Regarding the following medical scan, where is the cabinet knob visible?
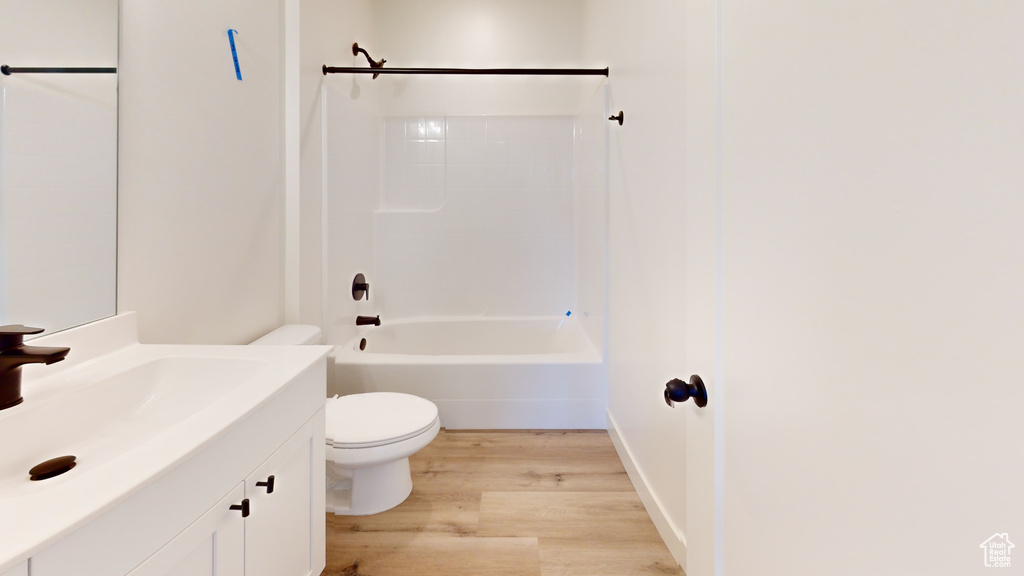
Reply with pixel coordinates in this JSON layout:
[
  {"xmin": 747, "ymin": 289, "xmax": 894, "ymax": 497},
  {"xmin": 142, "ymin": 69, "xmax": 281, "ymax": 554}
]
[
  {"xmin": 230, "ymin": 498, "xmax": 250, "ymax": 517},
  {"xmin": 256, "ymin": 475, "xmax": 275, "ymax": 494}
]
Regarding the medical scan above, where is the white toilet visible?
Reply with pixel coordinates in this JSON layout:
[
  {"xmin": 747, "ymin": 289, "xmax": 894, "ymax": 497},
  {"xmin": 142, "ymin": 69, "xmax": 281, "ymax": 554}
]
[{"xmin": 251, "ymin": 325, "xmax": 440, "ymax": 516}]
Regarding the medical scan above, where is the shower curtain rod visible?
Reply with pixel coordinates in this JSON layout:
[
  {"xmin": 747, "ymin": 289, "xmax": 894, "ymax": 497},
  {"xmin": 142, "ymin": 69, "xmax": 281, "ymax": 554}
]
[
  {"xmin": 2, "ymin": 65, "xmax": 117, "ymax": 75},
  {"xmin": 322, "ymin": 65, "xmax": 608, "ymax": 77},
  {"xmin": 324, "ymin": 43, "xmax": 607, "ymax": 78}
]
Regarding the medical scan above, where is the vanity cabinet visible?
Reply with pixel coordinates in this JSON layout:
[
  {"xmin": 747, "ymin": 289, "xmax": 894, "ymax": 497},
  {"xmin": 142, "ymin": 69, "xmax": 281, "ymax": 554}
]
[
  {"xmin": 26, "ymin": 359, "xmax": 327, "ymax": 576},
  {"xmin": 125, "ymin": 418, "xmax": 319, "ymax": 576}
]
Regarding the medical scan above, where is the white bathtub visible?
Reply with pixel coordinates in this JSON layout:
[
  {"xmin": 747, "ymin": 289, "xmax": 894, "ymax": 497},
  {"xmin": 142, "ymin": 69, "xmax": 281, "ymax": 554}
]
[{"xmin": 333, "ymin": 317, "xmax": 607, "ymax": 429}]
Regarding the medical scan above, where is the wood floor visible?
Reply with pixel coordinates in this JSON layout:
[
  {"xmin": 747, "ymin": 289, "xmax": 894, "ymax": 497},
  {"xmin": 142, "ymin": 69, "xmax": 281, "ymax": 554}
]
[{"xmin": 323, "ymin": 430, "xmax": 683, "ymax": 576}]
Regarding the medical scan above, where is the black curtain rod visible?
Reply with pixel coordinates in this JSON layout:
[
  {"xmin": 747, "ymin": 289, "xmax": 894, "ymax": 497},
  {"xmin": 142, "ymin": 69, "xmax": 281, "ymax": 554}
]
[
  {"xmin": 2, "ymin": 65, "xmax": 117, "ymax": 76},
  {"xmin": 323, "ymin": 65, "xmax": 608, "ymax": 77}
]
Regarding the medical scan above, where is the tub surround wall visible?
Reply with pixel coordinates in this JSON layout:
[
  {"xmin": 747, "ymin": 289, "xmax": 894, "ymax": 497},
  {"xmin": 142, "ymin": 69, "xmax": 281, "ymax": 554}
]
[
  {"xmin": 299, "ymin": 0, "xmax": 596, "ymax": 336},
  {"xmin": 322, "ymin": 83, "xmax": 380, "ymax": 350},
  {"xmin": 375, "ymin": 115, "xmax": 576, "ymax": 319},
  {"xmin": 573, "ymin": 90, "xmax": 609, "ymax": 355}
]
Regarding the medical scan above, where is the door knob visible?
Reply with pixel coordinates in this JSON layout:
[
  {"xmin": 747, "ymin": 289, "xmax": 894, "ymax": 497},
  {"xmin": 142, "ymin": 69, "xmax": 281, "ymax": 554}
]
[{"xmin": 664, "ymin": 375, "xmax": 707, "ymax": 408}]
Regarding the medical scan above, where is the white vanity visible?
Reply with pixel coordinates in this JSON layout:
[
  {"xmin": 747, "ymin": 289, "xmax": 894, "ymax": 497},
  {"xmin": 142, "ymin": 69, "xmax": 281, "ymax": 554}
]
[{"xmin": 0, "ymin": 313, "xmax": 329, "ymax": 576}]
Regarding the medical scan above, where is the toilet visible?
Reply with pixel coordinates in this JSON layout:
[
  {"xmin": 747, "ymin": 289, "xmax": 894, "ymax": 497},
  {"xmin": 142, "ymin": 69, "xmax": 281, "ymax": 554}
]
[{"xmin": 251, "ymin": 325, "xmax": 440, "ymax": 516}]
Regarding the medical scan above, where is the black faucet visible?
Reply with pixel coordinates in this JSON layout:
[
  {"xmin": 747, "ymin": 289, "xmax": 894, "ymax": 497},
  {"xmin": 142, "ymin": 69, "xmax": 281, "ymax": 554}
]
[
  {"xmin": 0, "ymin": 325, "xmax": 71, "ymax": 410},
  {"xmin": 356, "ymin": 315, "xmax": 381, "ymax": 327}
]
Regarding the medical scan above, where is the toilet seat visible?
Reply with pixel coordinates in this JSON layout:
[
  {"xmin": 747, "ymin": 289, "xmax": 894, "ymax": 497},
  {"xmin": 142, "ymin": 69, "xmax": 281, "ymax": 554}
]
[{"xmin": 326, "ymin": 392, "xmax": 439, "ymax": 449}]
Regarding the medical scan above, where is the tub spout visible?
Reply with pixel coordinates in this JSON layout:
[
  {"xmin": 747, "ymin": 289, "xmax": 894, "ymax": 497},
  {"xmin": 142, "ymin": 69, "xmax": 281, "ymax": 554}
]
[
  {"xmin": 0, "ymin": 325, "xmax": 71, "ymax": 410},
  {"xmin": 356, "ymin": 315, "xmax": 381, "ymax": 327}
]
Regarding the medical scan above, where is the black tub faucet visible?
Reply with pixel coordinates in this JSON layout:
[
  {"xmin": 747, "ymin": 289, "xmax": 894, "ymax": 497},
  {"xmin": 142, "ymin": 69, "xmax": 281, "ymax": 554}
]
[
  {"xmin": 356, "ymin": 315, "xmax": 381, "ymax": 327},
  {"xmin": 0, "ymin": 325, "xmax": 71, "ymax": 410}
]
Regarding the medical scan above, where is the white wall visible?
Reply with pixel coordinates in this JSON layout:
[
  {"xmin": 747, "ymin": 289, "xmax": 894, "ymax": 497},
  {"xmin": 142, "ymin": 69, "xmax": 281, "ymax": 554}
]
[
  {"xmin": 0, "ymin": 0, "xmax": 117, "ymax": 333},
  {"xmin": 297, "ymin": 0, "xmax": 375, "ymax": 338},
  {"xmin": 581, "ymin": 0, "xmax": 689, "ymax": 566},
  {"xmin": 717, "ymin": 2, "xmax": 1024, "ymax": 573},
  {"xmin": 118, "ymin": 0, "xmax": 285, "ymax": 344},
  {"xmin": 371, "ymin": 0, "xmax": 593, "ymax": 117},
  {"xmin": 585, "ymin": 1, "xmax": 1024, "ymax": 575}
]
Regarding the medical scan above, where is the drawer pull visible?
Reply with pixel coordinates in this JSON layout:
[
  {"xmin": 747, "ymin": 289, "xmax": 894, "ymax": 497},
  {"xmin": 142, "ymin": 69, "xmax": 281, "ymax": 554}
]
[
  {"xmin": 256, "ymin": 475, "xmax": 275, "ymax": 494},
  {"xmin": 230, "ymin": 498, "xmax": 250, "ymax": 517}
]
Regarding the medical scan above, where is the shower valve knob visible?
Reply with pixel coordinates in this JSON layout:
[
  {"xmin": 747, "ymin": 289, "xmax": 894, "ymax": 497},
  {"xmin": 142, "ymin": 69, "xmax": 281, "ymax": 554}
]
[
  {"xmin": 664, "ymin": 375, "xmax": 708, "ymax": 408},
  {"xmin": 352, "ymin": 273, "xmax": 369, "ymax": 300}
]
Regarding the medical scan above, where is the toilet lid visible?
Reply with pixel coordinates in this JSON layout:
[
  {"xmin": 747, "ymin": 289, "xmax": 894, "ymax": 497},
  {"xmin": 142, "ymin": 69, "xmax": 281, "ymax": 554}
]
[{"xmin": 325, "ymin": 392, "xmax": 439, "ymax": 448}]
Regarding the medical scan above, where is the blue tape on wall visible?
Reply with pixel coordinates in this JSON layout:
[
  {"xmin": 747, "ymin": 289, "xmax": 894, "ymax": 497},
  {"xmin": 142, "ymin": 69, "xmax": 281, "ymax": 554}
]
[{"xmin": 227, "ymin": 29, "xmax": 242, "ymax": 80}]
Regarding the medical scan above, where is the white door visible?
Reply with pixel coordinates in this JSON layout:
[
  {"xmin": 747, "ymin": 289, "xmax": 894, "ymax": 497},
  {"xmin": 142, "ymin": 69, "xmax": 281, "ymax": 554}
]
[{"xmin": 686, "ymin": 1, "xmax": 1024, "ymax": 574}]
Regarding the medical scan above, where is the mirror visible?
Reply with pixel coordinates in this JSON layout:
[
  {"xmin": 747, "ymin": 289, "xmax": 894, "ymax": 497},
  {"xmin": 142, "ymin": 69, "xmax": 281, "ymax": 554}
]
[{"xmin": 0, "ymin": 0, "xmax": 118, "ymax": 334}]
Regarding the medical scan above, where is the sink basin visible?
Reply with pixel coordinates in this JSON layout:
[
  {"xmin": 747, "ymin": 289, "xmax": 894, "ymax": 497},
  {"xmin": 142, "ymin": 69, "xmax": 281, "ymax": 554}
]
[
  {"xmin": 0, "ymin": 355, "xmax": 266, "ymax": 498},
  {"xmin": 0, "ymin": 313, "xmax": 331, "ymax": 570}
]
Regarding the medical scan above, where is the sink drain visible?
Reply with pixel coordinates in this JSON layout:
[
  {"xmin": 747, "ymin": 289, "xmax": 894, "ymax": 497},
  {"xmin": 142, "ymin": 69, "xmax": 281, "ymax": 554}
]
[{"xmin": 29, "ymin": 455, "xmax": 76, "ymax": 481}]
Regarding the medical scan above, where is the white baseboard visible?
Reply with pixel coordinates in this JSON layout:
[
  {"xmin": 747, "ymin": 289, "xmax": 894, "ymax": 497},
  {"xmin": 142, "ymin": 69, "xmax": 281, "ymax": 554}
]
[{"xmin": 606, "ymin": 411, "xmax": 687, "ymax": 568}]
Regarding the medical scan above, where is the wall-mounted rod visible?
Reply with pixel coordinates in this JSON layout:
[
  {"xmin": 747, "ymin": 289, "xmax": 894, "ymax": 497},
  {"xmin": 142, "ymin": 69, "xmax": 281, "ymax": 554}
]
[
  {"xmin": 2, "ymin": 65, "xmax": 116, "ymax": 76},
  {"xmin": 323, "ymin": 65, "xmax": 608, "ymax": 77}
]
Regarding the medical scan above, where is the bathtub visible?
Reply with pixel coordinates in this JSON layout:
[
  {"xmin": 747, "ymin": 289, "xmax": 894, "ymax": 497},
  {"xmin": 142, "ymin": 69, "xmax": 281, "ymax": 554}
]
[{"xmin": 333, "ymin": 316, "xmax": 607, "ymax": 429}]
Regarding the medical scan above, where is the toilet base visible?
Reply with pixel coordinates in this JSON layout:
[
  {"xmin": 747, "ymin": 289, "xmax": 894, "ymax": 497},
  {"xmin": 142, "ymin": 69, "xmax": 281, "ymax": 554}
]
[{"xmin": 326, "ymin": 457, "xmax": 413, "ymax": 516}]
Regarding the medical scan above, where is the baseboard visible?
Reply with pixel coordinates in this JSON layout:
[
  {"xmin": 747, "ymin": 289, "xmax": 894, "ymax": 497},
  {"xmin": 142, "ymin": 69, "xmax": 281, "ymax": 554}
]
[
  {"xmin": 435, "ymin": 399, "xmax": 607, "ymax": 429},
  {"xmin": 606, "ymin": 411, "xmax": 687, "ymax": 568}
]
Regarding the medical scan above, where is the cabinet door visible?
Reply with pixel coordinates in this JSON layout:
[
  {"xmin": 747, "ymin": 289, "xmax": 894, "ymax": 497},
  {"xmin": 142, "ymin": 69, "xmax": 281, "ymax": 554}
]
[
  {"xmin": 126, "ymin": 484, "xmax": 245, "ymax": 576},
  {"xmin": 244, "ymin": 416, "xmax": 321, "ymax": 576}
]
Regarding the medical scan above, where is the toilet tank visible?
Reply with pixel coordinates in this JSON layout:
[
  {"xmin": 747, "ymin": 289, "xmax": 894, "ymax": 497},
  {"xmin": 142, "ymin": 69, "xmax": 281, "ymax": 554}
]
[{"xmin": 250, "ymin": 325, "xmax": 322, "ymax": 346}]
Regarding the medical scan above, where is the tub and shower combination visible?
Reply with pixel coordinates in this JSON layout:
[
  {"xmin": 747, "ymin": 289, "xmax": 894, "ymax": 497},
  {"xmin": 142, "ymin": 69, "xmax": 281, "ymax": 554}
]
[
  {"xmin": 333, "ymin": 316, "xmax": 606, "ymax": 429},
  {"xmin": 321, "ymin": 85, "xmax": 610, "ymax": 428}
]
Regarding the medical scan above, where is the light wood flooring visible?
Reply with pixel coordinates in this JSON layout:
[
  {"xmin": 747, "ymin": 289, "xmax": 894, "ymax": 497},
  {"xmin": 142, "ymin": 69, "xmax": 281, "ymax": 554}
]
[{"xmin": 323, "ymin": 430, "xmax": 684, "ymax": 576}]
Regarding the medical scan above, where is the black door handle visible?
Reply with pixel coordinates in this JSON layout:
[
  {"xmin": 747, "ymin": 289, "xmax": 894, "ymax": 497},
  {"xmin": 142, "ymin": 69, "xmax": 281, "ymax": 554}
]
[
  {"xmin": 256, "ymin": 475, "xmax": 275, "ymax": 494},
  {"xmin": 665, "ymin": 375, "xmax": 708, "ymax": 408}
]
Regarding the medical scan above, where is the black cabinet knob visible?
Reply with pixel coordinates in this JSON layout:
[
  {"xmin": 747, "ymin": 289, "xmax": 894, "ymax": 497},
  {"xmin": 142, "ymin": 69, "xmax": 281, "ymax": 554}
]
[
  {"xmin": 230, "ymin": 498, "xmax": 250, "ymax": 517},
  {"xmin": 256, "ymin": 475, "xmax": 275, "ymax": 494},
  {"xmin": 664, "ymin": 375, "xmax": 708, "ymax": 408}
]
